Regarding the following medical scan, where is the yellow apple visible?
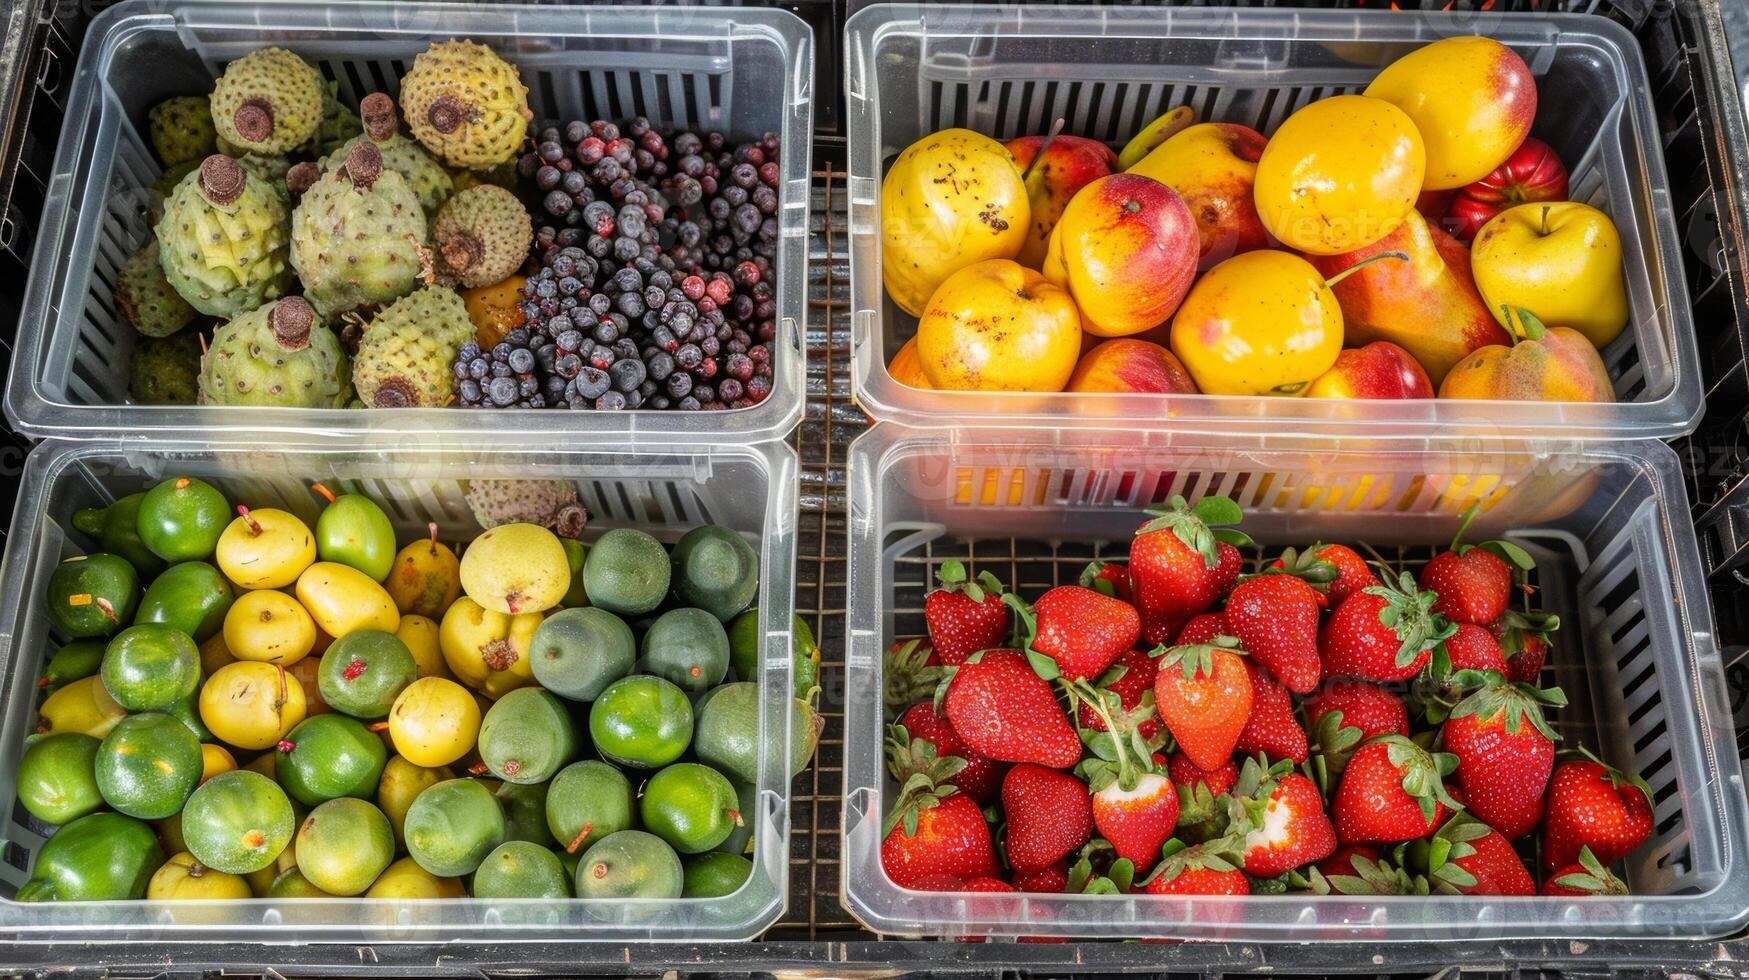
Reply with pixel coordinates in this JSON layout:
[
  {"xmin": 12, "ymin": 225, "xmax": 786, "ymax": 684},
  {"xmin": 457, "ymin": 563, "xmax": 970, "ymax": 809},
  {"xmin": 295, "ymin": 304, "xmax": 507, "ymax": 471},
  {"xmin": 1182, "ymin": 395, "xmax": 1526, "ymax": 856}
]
[
  {"xmin": 1364, "ymin": 36, "xmax": 1538, "ymax": 191},
  {"xmin": 1470, "ymin": 202, "xmax": 1628, "ymax": 349}
]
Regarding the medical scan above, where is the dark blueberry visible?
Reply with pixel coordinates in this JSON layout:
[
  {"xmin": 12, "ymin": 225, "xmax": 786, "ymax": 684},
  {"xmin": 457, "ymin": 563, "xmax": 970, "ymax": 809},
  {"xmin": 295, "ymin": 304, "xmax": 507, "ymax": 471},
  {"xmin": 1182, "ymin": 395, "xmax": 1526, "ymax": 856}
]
[
  {"xmin": 564, "ymin": 120, "xmax": 589, "ymax": 144},
  {"xmin": 612, "ymin": 237, "xmax": 640, "ymax": 261},
  {"xmin": 593, "ymin": 319, "xmax": 619, "ymax": 345},
  {"xmin": 589, "ymin": 294, "xmax": 613, "ymax": 317},
  {"xmin": 544, "ymin": 190, "xmax": 574, "ymax": 215},
  {"xmin": 555, "ymin": 353, "xmax": 583, "ymax": 379},
  {"xmin": 488, "ymin": 377, "xmax": 518, "ymax": 407},
  {"xmin": 648, "ymin": 351, "xmax": 675, "ymax": 380},
  {"xmin": 609, "ymin": 358, "xmax": 646, "ymax": 392},
  {"xmin": 734, "ymin": 203, "xmax": 762, "ymax": 236},
  {"xmin": 468, "ymin": 359, "xmax": 490, "ymax": 381},
  {"xmin": 561, "ymin": 170, "xmax": 587, "ymax": 196},
  {"xmin": 595, "ymin": 390, "xmax": 628, "ymax": 411},
  {"xmin": 508, "ymin": 348, "xmax": 535, "ymax": 374},
  {"xmin": 574, "ymin": 366, "xmax": 611, "ymax": 399},
  {"xmin": 556, "ymin": 329, "xmax": 584, "ymax": 352},
  {"xmin": 718, "ymin": 378, "xmax": 743, "ymax": 402},
  {"xmin": 616, "ymin": 292, "xmax": 645, "ymax": 318},
  {"xmin": 722, "ymin": 185, "xmax": 748, "ymax": 208},
  {"xmin": 491, "ymin": 361, "xmax": 513, "ymax": 379},
  {"xmin": 536, "ymin": 166, "xmax": 562, "ymax": 192},
  {"xmin": 459, "ymin": 379, "xmax": 482, "ymax": 404}
]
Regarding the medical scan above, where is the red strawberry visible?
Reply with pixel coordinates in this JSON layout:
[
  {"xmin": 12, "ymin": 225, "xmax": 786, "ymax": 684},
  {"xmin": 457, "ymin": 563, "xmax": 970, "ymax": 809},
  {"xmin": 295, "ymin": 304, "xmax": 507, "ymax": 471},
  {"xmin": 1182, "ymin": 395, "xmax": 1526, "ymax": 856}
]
[
  {"xmin": 1320, "ymin": 570, "xmax": 1455, "ymax": 682},
  {"xmin": 924, "ymin": 561, "xmax": 1010, "ymax": 666},
  {"xmin": 1168, "ymin": 752, "xmax": 1237, "ymax": 798},
  {"xmin": 1332, "ymin": 735, "xmax": 1461, "ymax": 844},
  {"xmin": 1168, "ymin": 752, "xmax": 1237, "ymax": 837},
  {"xmin": 1072, "ymin": 678, "xmax": 1178, "ymax": 872},
  {"xmin": 1419, "ymin": 622, "xmax": 1510, "ymax": 711},
  {"xmin": 885, "ymin": 638, "xmax": 943, "ymax": 718},
  {"xmin": 1541, "ymin": 757, "xmax": 1653, "ymax": 871},
  {"xmin": 941, "ymin": 649, "xmax": 1081, "ymax": 768},
  {"xmin": 1014, "ymin": 584, "xmax": 1140, "ymax": 682},
  {"xmin": 880, "ymin": 757, "xmax": 1001, "ymax": 888},
  {"xmin": 1001, "ymin": 764, "xmax": 1093, "ymax": 872},
  {"xmin": 1418, "ymin": 509, "xmax": 1534, "ymax": 626},
  {"xmin": 1174, "ymin": 612, "xmax": 1228, "ymax": 646},
  {"xmin": 1442, "ymin": 673, "xmax": 1567, "ymax": 839},
  {"xmin": 1127, "ymin": 496, "xmax": 1249, "ymax": 644},
  {"xmin": 1317, "ymin": 544, "xmax": 1377, "ymax": 607},
  {"xmin": 1080, "ymin": 559, "xmax": 1133, "ymax": 603},
  {"xmin": 1442, "ymin": 623, "xmax": 1506, "ymax": 674},
  {"xmin": 897, "ymin": 702, "xmax": 1004, "ymax": 804},
  {"xmin": 1303, "ymin": 679, "xmax": 1409, "ymax": 787},
  {"xmin": 1504, "ymin": 631, "xmax": 1549, "ymax": 684},
  {"xmin": 1153, "ymin": 637, "xmax": 1253, "ymax": 771},
  {"xmin": 1542, "ymin": 845, "xmax": 1629, "ymax": 896},
  {"xmin": 1138, "ymin": 839, "xmax": 1250, "ymax": 895},
  {"xmin": 1224, "ymin": 574, "xmax": 1322, "ymax": 694},
  {"xmin": 1491, "ymin": 608, "xmax": 1559, "ymax": 685},
  {"xmin": 1228, "ymin": 757, "xmax": 1336, "ymax": 878},
  {"xmin": 1010, "ymin": 861, "xmax": 1069, "ymax": 893},
  {"xmin": 1309, "ymin": 845, "xmax": 1426, "ymax": 895},
  {"xmin": 1075, "ymin": 649, "xmax": 1160, "ymax": 742},
  {"xmin": 1233, "ymin": 661, "xmax": 1308, "ymax": 764},
  {"xmin": 1417, "ymin": 815, "xmax": 1535, "ymax": 895}
]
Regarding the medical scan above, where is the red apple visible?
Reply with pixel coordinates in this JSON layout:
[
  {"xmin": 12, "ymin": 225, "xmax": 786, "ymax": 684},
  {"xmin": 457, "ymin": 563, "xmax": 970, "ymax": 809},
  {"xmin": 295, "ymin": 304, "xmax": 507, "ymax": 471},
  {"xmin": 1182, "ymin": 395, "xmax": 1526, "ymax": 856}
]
[
  {"xmin": 1306, "ymin": 342, "xmax": 1435, "ymax": 400},
  {"xmin": 1006, "ymin": 135, "xmax": 1117, "ymax": 268},
  {"xmin": 1448, "ymin": 138, "xmax": 1569, "ymax": 242},
  {"xmin": 1042, "ymin": 173, "xmax": 1199, "ymax": 337}
]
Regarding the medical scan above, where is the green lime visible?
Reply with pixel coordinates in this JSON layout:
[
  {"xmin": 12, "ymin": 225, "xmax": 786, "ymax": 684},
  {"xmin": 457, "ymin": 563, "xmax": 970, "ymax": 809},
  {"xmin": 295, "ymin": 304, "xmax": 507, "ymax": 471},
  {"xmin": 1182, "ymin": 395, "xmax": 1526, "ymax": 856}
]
[
  {"xmin": 137, "ymin": 476, "xmax": 230, "ymax": 564},
  {"xmin": 472, "ymin": 840, "xmax": 570, "ymax": 898},
  {"xmin": 574, "ymin": 830, "xmax": 683, "ymax": 900},
  {"xmin": 694, "ymin": 681, "xmax": 820, "ymax": 784},
  {"xmin": 581, "ymin": 528, "xmax": 670, "ymax": 616},
  {"xmin": 73, "ymin": 493, "xmax": 164, "ymax": 578},
  {"xmin": 640, "ymin": 608, "xmax": 729, "ymax": 693},
  {"xmin": 639, "ymin": 762, "xmax": 741, "ymax": 854},
  {"xmin": 44, "ymin": 553, "xmax": 139, "ymax": 638},
  {"xmin": 404, "ymin": 778, "xmax": 506, "ymax": 877},
  {"xmin": 295, "ymin": 797, "xmax": 394, "ymax": 896},
  {"xmin": 267, "ymin": 867, "xmax": 336, "ymax": 898},
  {"xmin": 315, "ymin": 491, "xmax": 397, "ymax": 582},
  {"xmin": 669, "ymin": 525, "xmax": 758, "ymax": 621},
  {"xmin": 16, "ymin": 732, "xmax": 102, "ymax": 825},
  {"xmin": 560, "ymin": 539, "xmax": 588, "ymax": 607},
  {"xmin": 182, "ymin": 769, "xmax": 296, "ymax": 874},
  {"xmin": 17, "ymin": 812, "xmax": 162, "ymax": 901},
  {"xmin": 683, "ymin": 851, "xmax": 753, "ymax": 897},
  {"xmin": 377, "ymin": 755, "xmax": 450, "ymax": 848},
  {"xmin": 588, "ymin": 675, "xmax": 692, "ymax": 769},
  {"xmin": 715, "ymin": 779, "xmax": 758, "ymax": 856},
  {"xmin": 528, "ymin": 607, "xmax": 635, "ymax": 701},
  {"xmin": 318, "ymin": 629, "xmax": 416, "ymax": 719},
  {"xmin": 94, "ymin": 711, "xmax": 201, "ymax": 819},
  {"xmin": 100, "ymin": 624, "xmax": 199, "ymax": 711},
  {"xmin": 545, "ymin": 760, "xmax": 634, "ymax": 854},
  {"xmin": 479, "ymin": 687, "xmax": 575, "ymax": 784},
  {"xmin": 493, "ymin": 779, "xmax": 555, "ymax": 846},
  {"xmin": 41, "ymin": 640, "xmax": 106, "ymax": 695},
  {"xmin": 166, "ymin": 685, "xmax": 213, "ymax": 742},
  {"xmin": 276, "ymin": 714, "xmax": 389, "ymax": 805},
  {"xmin": 134, "ymin": 561, "xmax": 233, "ymax": 641}
]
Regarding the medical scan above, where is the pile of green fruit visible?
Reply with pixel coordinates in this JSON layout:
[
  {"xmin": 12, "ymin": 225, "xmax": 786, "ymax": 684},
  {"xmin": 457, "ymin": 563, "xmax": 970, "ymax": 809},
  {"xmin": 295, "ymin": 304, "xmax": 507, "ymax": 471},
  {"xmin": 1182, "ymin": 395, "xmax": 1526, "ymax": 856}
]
[{"xmin": 20, "ymin": 474, "xmax": 820, "ymax": 904}]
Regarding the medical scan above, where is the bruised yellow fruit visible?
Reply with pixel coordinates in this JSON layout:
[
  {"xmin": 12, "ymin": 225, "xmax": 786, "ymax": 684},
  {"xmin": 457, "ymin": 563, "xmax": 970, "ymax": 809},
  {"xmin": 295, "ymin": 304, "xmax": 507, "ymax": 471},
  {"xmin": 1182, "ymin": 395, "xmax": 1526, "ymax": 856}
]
[
  {"xmin": 386, "ymin": 523, "xmax": 462, "ymax": 619},
  {"xmin": 38, "ymin": 675, "xmax": 126, "ymax": 738},
  {"xmin": 882, "ymin": 128, "xmax": 1028, "ymax": 316},
  {"xmin": 396, "ymin": 614, "xmax": 450, "ymax": 680},
  {"xmin": 215, "ymin": 507, "xmax": 316, "ymax": 590},
  {"xmin": 458, "ymin": 523, "xmax": 569, "ymax": 615},
  {"xmin": 439, "ymin": 596, "xmax": 540, "ymax": 698},
  {"xmin": 376, "ymin": 755, "xmax": 453, "ymax": 846},
  {"xmin": 200, "ymin": 744, "xmax": 238, "ymax": 783},
  {"xmin": 222, "ymin": 589, "xmax": 317, "ymax": 665},
  {"xmin": 199, "ymin": 661, "xmax": 306, "ymax": 750},
  {"xmin": 462, "ymin": 276, "xmax": 528, "ymax": 348},
  {"xmin": 916, "ymin": 259, "xmax": 1082, "ymax": 391},
  {"xmin": 295, "ymin": 562, "xmax": 400, "ymax": 637},
  {"xmin": 387, "ymin": 677, "xmax": 480, "ymax": 768},
  {"xmin": 148, "ymin": 852, "xmax": 253, "ymax": 901},
  {"xmin": 368, "ymin": 856, "xmax": 466, "ymax": 899}
]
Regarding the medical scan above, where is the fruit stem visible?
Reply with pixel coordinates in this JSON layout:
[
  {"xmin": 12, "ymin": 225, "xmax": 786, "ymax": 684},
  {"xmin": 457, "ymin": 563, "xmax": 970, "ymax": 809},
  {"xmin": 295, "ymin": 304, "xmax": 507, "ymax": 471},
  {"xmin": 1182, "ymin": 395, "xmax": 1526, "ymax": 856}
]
[
  {"xmin": 467, "ymin": 762, "xmax": 489, "ymax": 776},
  {"xmin": 1540, "ymin": 204, "xmax": 1551, "ymax": 238},
  {"xmin": 276, "ymin": 740, "xmax": 295, "ymax": 753},
  {"xmin": 310, "ymin": 483, "xmax": 337, "ymax": 505},
  {"xmin": 728, "ymin": 808, "xmax": 744, "ymax": 827},
  {"xmin": 237, "ymin": 504, "xmax": 263, "ymax": 537},
  {"xmin": 1020, "ymin": 117, "xmax": 1067, "ymax": 184},
  {"xmin": 1073, "ymin": 679, "xmax": 1140, "ymax": 792},
  {"xmin": 1449, "ymin": 502, "xmax": 1480, "ymax": 554},
  {"xmin": 1323, "ymin": 251, "xmax": 1410, "ymax": 289},
  {"xmin": 566, "ymin": 823, "xmax": 594, "ymax": 854},
  {"xmin": 427, "ymin": 522, "xmax": 440, "ymax": 556},
  {"xmin": 367, "ymin": 721, "xmax": 390, "ymax": 732}
]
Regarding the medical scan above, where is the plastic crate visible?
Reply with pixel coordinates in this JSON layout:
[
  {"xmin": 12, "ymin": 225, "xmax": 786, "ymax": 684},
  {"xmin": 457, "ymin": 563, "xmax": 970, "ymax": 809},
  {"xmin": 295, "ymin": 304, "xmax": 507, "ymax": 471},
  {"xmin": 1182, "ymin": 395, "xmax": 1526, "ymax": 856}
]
[
  {"xmin": 0, "ymin": 437, "xmax": 799, "ymax": 943},
  {"xmin": 844, "ymin": 5, "xmax": 1702, "ymax": 441},
  {"xmin": 841, "ymin": 423, "xmax": 1749, "ymax": 940},
  {"xmin": 3, "ymin": 0, "xmax": 813, "ymax": 443}
]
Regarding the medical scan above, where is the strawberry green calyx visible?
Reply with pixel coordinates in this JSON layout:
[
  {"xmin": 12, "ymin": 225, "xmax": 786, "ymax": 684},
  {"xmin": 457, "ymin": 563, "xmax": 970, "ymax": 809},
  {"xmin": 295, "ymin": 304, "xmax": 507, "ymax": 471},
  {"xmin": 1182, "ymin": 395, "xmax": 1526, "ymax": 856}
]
[
  {"xmin": 935, "ymin": 559, "xmax": 1006, "ymax": 604},
  {"xmin": 1364, "ymin": 569, "xmax": 1458, "ymax": 669},
  {"xmin": 1304, "ymin": 850, "xmax": 1428, "ymax": 896},
  {"xmin": 1375, "ymin": 733, "xmax": 1462, "ymax": 825},
  {"xmin": 1152, "ymin": 635, "xmax": 1248, "ymax": 682},
  {"xmin": 1549, "ymin": 846, "xmax": 1629, "ymax": 895},
  {"xmin": 1498, "ymin": 608, "xmax": 1560, "ymax": 658},
  {"xmin": 1447, "ymin": 671, "xmax": 1567, "ymax": 742},
  {"xmin": 1068, "ymin": 678, "xmax": 1158, "ymax": 794},
  {"xmin": 998, "ymin": 593, "xmax": 1067, "ymax": 681},
  {"xmin": 1257, "ymin": 545, "xmax": 1340, "ymax": 589},
  {"xmin": 1412, "ymin": 813, "xmax": 1494, "ymax": 893},
  {"xmin": 1305, "ymin": 707, "xmax": 1365, "ymax": 793},
  {"xmin": 1067, "ymin": 840, "xmax": 1137, "ymax": 894},
  {"xmin": 1139, "ymin": 835, "xmax": 1245, "ymax": 888},
  {"xmin": 1559, "ymin": 745, "xmax": 1654, "ymax": 804},
  {"xmin": 1224, "ymin": 754, "xmax": 1293, "ymax": 836},
  {"xmin": 1137, "ymin": 495, "xmax": 1253, "ymax": 569},
  {"xmin": 1079, "ymin": 559, "xmax": 1126, "ymax": 596},
  {"xmin": 883, "ymin": 725, "xmax": 969, "ymax": 839},
  {"xmin": 884, "ymin": 638, "xmax": 943, "ymax": 720},
  {"xmin": 1446, "ymin": 501, "xmax": 1537, "ymax": 576}
]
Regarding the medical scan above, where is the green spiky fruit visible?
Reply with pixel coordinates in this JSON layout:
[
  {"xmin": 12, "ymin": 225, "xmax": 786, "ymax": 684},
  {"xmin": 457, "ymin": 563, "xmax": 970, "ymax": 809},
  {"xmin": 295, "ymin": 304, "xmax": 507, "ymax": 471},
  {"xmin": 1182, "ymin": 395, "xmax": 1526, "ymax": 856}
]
[
  {"xmin": 304, "ymin": 80, "xmax": 362, "ymax": 158},
  {"xmin": 290, "ymin": 141, "xmax": 429, "ymax": 319},
  {"xmin": 129, "ymin": 332, "xmax": 202, "ymax": 405},
  {"xmin": 351, "ymin": 287, "xmax": 473, "ymax": 408},
  {"xmin": 147, "ymin": 159, "xmax": 199, "ymax": 223},
  {"xmin": 155, "ymin": 155, "xmax": 292, "ymax": 318},
  {"xmin": 117, "ymin": 241, "xmax": 197, "ymax": 338},
  {"xmin": 147, "ymin": 96, "xmax": 218, "ymax": 167},
  {"xmin": 236, "ymin": 153, "xmax": 293, "ymax": 202},
  {"xmin": 432, "ymin": 184, "xmax": 530, "ymax": 289},
  {"xmin": 400, "ymin": 40, "xmax": 532, "ymax": 171},
  {"xmin": 199, "ymin": 295, "xmax": 350, "ymax": 407},
  {"xmin": 320, "ymin": 93, "xmax": 452, "ymax": 219},
  {"xmin": 210, "ymin": 47, "xmax": 324, "ymax": 155}
]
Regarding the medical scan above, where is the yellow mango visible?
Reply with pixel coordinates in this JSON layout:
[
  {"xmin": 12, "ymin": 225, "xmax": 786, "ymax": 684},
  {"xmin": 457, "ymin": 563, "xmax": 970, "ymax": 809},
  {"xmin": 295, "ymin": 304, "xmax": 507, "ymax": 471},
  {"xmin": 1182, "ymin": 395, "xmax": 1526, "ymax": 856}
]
[
  {"xmin": 438, "ymin": 596, "xmax": 540, "ymax": 698},
  {"xmin": 295, "ymin": 562, "xmax": 399, "ymax": 638},
  {"xmin": 881, "ymin": 128, "xmax": 1028, "ymax": 316}
]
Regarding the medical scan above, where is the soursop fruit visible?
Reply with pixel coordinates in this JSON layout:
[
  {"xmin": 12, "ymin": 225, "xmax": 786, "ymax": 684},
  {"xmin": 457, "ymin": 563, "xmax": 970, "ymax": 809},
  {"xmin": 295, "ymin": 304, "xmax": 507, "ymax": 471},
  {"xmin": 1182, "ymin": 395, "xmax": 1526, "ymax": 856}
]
[
  {"xmin": 129, "ymin": 332, "xmax": 202, "ymax": 405},
  {"xmin": 210, "ymin": 47, "xmax": 324, "ymax": 155},
  {"xmin": 432, "ymin": 184, "xmax": 531, "ymax": 288},
  {"xmin": 304, "ymin": 80, "xmax": 362, "ymax": 158},
  {"xmin": 321, "ymin": 93, "xmax": 452, "ymax": 219},
  {"xmin": 464, "ymin": 480, "xmax": 586, "ymax": 538},
  {"xmin": 199, "ymin": 295, "xmax": 350, "ymax": 407},
  {"xmin": 448, "ymin": 160, "xmax": 519, "ymax": 194},
  {"xmin": 147, "ymin": 96, "xmax": 217, "ymax": 167},
  {"xmin": 351, "ymin": 286, "xmax": 474, "ymax": 408},
  {"xmin": 236, "ymin": 153, "xmax": 293, "ymax": 202},
  {"xmin": 155, "ymin": 154, "xmax": 293, "ymax": 318},
  {"xmin": 147, "ymin": 159, "xmax": 199, "ymax": 222},
  {"xmin": 116, "ymin": 241, "xmax": 197, "ymax": 338},
  {"xmin": 399, "ymin": 40, "xmax": 532, "ymax": 171},
  {"xmin": 290, "ymin": 141, "xmax": 429, "ymax": 319}
]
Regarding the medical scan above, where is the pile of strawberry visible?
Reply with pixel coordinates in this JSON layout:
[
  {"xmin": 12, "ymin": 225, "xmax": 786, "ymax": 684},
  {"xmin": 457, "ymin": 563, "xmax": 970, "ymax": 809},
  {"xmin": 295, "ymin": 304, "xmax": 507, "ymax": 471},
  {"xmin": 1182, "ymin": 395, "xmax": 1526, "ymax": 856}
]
[{"xmin": 881, "ymin": 497, "xmax": 1654, "ymax": 911}]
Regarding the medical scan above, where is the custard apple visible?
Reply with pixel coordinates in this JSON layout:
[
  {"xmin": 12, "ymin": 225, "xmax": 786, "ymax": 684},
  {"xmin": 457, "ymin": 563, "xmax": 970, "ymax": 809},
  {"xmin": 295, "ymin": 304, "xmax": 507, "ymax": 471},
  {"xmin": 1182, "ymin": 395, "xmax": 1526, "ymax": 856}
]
[
  {"xmin": 432, "ymin": 184, "xmax": 530, "ymax": 288},
  {"xmin": 155, "ymin": 154, "xmax": 293, "ymax": 319},
  {"xmin": 290, "ymin": 141, "xmax": 429, "ymax": 319},
  {"xmin": 147, "ymin": 96, "xmax": 217, "ymax": 167},
  {"xmin": 199, "ymin": 295, "xmax": 350, "ymax": 407},
  {"xmin": 129, "ymin": 331, "xmax": 202, "ymax": 405},
  {"xmin": 320, "ymin": 92, "xmax": 453, "ymax": 219},
  {"xmin": 116, "ymin": 240, "xmax": 197, "ymax": 338},
  {"xmin": 304, "ymin": 79, "xmax": 362, "ymax": 158},
  {"xmin": 351, "ymin": 286, "xmax": 474, "ymax": 408},
  {"xmin": 399, "ymin": 40, "xmax": 532, "ymax": 171},
  {"xmin": 464, "ymin": 480, "xmax": 586, "ymax": 537},
  {"xmin": 210, "ymin": 47, "xmax": 324, "ymax": 155}
]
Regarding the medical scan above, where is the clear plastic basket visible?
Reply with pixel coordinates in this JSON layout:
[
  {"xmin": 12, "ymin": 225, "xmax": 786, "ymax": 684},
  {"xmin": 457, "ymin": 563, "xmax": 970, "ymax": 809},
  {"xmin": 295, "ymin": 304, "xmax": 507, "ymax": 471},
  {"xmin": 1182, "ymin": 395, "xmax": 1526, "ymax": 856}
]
[
  {"xmin": 844, "ymin": 5, "xmax": 1702, "ymax": 441},
  {"xmin": 0, "ymin": 437, "xmax": 798, "ymax": 943},
  {"xmin": 841, "ymin": 423, "xmax": 1749, "ymax": 940},
  {"xmin": 5, "ymin": 0, "xmax": 812, "ymax": 443}
]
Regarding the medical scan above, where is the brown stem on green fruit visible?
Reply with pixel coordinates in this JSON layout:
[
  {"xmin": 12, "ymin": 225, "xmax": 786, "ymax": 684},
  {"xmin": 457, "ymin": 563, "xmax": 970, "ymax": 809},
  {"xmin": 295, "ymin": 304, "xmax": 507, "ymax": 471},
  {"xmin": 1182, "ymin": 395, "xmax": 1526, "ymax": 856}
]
[
  {"xmin": 566, "ymin": 823, "xmax": 594, "ymax": 854},
  {"xmin": 237, "ymin": 504, "xmax": 263, "ymax": 536},
  {"xmin": 1323, "ymin": 251, "xmax": 1410, "ymax": 289},
  {"xmin": 310, "ymin": 483, "xmax": 337, "ymax": 505},
  {"xmin": 367, "ymin": 721, "xmax": 390, "ymax": 732},
  {"xmin": 1020, "ymin": 116, "xmax": 1067, "ymax": 184}
]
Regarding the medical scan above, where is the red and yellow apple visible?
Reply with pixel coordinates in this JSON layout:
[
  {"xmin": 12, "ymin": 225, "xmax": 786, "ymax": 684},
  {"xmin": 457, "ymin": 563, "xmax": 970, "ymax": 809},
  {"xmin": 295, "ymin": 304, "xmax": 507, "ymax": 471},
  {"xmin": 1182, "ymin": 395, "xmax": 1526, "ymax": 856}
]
[
  {"xmin": 916, "ymin": 259, "xmax": 1082, "ymax": 391},
  {"xmin": 1128, "ymin": 122, "xmax": 1270, "ymax": 268},
  {"xmin": 1306, "ymin": 342, "xmax": 1434, "ymax": 400},
  {"xmin": 881, "ymin": 128, "xmax": 1028, "ymax": 316},
  {"xmin": 1042, "ymin": 173, "xmax": 1198, "ymax": 337},
  {"xmin": 1066, "ymin": 339, "xmax": 1199, "ymax": 394},
  {"xmin": 1440, "ymin": 308, "xmax": 1614, "ymax": 402},
  {"xmin": 1006, "ymin": 134, "xmax": 1117, "ymax": 268},
  {"xmin": 1364, "ymin": 35, "xmax": 1538, "ymax": 190},
  {"xmin": 1253, "ymin": 95, "xmax": 1425, "ymax": 255},
  {"xmin": 1449, "ymin": 138, "xmax": 1570, "ymax": 242},
  {"xmin": 1471, "ymin": 201, "xmax": 1628, "ymax": 349}
]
